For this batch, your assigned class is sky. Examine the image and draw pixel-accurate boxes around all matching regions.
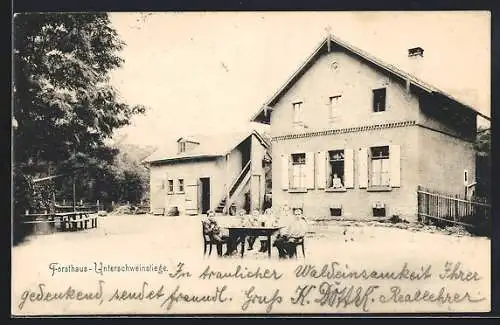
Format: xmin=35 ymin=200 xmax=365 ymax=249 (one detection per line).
xmin=108 ymin=11 xmax=491 ymax=148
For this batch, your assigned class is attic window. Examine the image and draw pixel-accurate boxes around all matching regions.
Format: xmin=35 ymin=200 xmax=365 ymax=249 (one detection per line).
xmin=372 ymin=88 xmax=386 ymax=112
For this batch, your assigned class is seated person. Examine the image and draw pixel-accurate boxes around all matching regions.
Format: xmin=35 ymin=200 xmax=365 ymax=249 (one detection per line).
xmin=273 ymin=208 xmax=308 ymax=258
xmin=331 ymin=173 xmax=343 ymax=189
xmin=258 ymin=208 xmax=277 ymax=253
xmin=246 ymin=209 xmax=261 ymax=250
xmin=204 ymin=210 xmax=229 ymax=256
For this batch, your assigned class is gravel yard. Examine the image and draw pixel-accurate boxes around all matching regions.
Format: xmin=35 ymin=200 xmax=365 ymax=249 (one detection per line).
xmin=12 ymin=214 xmax=491 ymax=315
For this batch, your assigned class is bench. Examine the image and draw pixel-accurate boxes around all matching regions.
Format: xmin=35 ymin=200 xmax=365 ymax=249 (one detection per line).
xmin=23 ymin=211 xmax=99 ymax=233
xmin=64 ymin=212 xmax=98 ymax=231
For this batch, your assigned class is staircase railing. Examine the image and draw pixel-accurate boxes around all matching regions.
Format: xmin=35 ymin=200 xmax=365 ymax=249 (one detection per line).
xmin=229 ymin=161 xmax=251 ymax=197
xmin=226 ymin=171 xmax=251 ymax=210
xmin=219 ymin=161 xmax=251 ymax=212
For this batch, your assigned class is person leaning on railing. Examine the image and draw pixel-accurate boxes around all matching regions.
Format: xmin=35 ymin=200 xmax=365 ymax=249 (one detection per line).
xmin=273 ymin=208 xmax=308 ymax=258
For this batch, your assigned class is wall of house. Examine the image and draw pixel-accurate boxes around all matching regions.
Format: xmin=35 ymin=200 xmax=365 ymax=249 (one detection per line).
xmin=269 ymin=48 xmax=420 ymax=137
xmin=225 ymin=144 xmax=246 ymax=210
xmin=250 ymin=134 xmax=268 ymax=212
xmin=417 ymin=127 xmax=476 ymax=196
xmin=149 ymin=158 xmax=226 ymax=215
xmin=148 ymin=135 xmax=269 ymax=215
xmin=272 ymin=126 xmax=420 ymax=221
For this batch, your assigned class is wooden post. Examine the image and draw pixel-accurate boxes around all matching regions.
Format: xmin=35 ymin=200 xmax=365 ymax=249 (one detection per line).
xmin=97 ymin=199 xmax=100 ymax=210
xmin=80 ymin=199 xmax=83 ymax=206
xmin=225 ymin=153 xmax=230 ymax=215
xmin=73 ymin=173 xmax=76 ymax=212
xmin=63 ymin=199 xmax=66 ymax=205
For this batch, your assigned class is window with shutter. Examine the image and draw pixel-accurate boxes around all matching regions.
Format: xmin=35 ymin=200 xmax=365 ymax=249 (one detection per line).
xmin=290 ymin=153 xmax=306 ymax=189
xmin=370 ymin=146 xmax=390 ymax=187
xmin=327 ymin=150 xmax=345 ymax=189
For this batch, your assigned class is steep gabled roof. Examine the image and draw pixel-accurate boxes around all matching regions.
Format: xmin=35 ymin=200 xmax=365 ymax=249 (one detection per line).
xmin=251 ymin=34 xmax=490 ymax=124
xmin=143 ymin=129 xmax=270 ymax=164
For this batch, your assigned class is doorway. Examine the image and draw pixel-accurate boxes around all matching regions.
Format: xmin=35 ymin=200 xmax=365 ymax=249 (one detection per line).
xmin=200 ymin=177 xmax=210 ymax=214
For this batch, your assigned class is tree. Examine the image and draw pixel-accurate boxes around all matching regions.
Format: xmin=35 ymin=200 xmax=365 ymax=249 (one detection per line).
xmin=474 ymin=127 xmax=491 ymax=199
xmin=12 ymin=13 xmax=147 ymax=240
xmin=13 ymin=13 xmax=145 ymax=172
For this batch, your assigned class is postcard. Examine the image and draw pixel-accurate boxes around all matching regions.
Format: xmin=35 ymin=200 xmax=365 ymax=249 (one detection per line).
xmin=11 ymin=11 xmax=491 ymax=316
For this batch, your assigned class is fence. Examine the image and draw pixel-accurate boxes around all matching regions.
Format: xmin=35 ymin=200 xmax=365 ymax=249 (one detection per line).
xmin=417 ymin=186 xmax=491 ymax=228
xmin=55 ymin=199 xmax=105 ymax=213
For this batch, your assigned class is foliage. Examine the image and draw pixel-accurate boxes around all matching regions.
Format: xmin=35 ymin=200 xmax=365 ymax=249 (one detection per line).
xmin=13 ymin=13 xmax=146 ymax=171
xmin=13 ymin=13 xmax=148 ymax=222
xmin=474 ymin=128 xmax=491 ymax=199
xmin=474 ymin=127 xmax=491 ymax=157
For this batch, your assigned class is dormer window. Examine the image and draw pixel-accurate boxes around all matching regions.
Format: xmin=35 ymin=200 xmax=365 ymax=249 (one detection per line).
xmin=179 ymin=141 xmax=186 ymax=153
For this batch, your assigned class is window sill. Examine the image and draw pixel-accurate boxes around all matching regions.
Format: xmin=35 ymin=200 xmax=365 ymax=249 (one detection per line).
xmin=367 ymin=186 xmax=392 ymax=192
xmin=177 ymin=191 xmax=185 ymax=195
xmin=325 ymin=188 xmax=347 ymax=192
xmin=287 ymin=188 xmax=308 ymax=193
xmin=167 ymin=192 xmax=174 ymax=195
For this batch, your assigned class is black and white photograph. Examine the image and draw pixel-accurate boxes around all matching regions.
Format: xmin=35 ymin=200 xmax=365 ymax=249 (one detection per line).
xmin=11 ymin=11 xmax=491 ymax=315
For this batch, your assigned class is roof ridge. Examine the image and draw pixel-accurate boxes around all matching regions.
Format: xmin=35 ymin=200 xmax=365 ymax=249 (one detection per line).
xmin=251 ymin=33 xmax=490 ymax=123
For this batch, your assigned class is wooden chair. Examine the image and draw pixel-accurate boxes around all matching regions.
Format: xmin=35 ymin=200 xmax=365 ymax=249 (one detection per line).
xmin=289 ymin=237 xmax=306 ymax=258
xmin=202 ymin=221 xmax=227 ymax=256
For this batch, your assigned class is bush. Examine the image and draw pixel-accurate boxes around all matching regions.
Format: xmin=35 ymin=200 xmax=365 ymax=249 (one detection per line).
xmin=13 ymin=168 xmax=33 ymax=245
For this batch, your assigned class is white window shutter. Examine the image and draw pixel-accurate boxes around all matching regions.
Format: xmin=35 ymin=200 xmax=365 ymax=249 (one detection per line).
xmin=281 ymin=154 xmax=289 ymax=190
xmin=358 ymin=147 xmax=368 ymax=188
xmin=316 ymin=151 xmax=326 ymax=189
xmin=390 ymin=145 xmax=401 ymax=187
xmin=185 ymin=178 xmax=199 ymax=214
xmin=306 ymin=152 xmax=315 ymax=189
xmin=344 ymin=148 xmax=354 ymax=188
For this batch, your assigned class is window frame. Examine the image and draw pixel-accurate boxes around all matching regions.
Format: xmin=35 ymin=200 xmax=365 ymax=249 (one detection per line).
xmin=369 ymin=146 xmax=390 ymax=188
xmin=178 ymin=178 xmax=185 ymax=193
xmin=327 ymin=149 xmax=345 ymax=190
xmin=372 ymin=88 xmax=387 ymax=113
xmin=329 ymin=95 xmax=342 ymax=121
xmin=292 ymin=101 xmax=304 ymax=125
xmin=167 ymin=179 xmax=174 ymax=194
xmin=290 ymin=153 xmax=307 ymax=190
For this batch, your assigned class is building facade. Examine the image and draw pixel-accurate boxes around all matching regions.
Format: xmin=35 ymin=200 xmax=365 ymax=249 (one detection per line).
xmin=143 ymin=130 xmax=270 ymax=216
xmin=251 ymin=35 xmax=484 ymax=221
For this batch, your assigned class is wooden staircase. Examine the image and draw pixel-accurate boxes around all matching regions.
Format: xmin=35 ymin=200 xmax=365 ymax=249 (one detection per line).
xmin=214 ymin=198 xmax=227 ymax=214
xmin=214 ymin=161 xmax=251 ymax=214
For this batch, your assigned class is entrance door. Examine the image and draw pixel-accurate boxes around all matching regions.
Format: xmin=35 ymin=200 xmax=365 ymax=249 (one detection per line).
xmin=200 ymin=177 xmax=210 ymax=214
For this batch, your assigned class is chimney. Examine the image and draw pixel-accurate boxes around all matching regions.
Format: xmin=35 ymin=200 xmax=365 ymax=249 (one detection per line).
xmin=408 ymin=47 xmax=424 ymax=58
xmin=407 ymin=46 xmax=424 ymax=78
